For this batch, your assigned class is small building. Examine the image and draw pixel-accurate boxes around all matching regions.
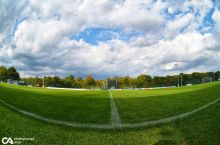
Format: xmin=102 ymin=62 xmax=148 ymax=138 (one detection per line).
xmin=7 ymin=79 xmax=25 ymax=85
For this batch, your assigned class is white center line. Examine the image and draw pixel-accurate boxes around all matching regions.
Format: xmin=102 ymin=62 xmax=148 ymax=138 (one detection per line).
xmin=109 ymin=90 xmax=122 ymax=128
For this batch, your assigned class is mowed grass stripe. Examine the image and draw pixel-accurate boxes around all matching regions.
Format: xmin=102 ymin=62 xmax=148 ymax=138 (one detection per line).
xmin=1 ymin=98 xmax=220 ymax=144
xmin=0 ymin=94 xmax=219 ymax=129
xmin=122 ymin=96 xmax=220 ymax=128
xmin=112 ymin=82 xmax=218 ymax=99
xmin=113 ymin=81 xmax=220 ymax=123
xmin=0 ymin=82 xmax=220 ymax=129
xmin=109 ymin=90 xmax=122 ymax=128
xmin=0 ymin=83 xmax=110 ymax=124
xmin=0 ymin=98 xmax=112 ymax=129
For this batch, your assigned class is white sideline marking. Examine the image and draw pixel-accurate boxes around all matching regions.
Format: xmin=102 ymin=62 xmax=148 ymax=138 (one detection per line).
xmin=0 ymin=99 xmax=112 ymax=129
xmin=122 ymin=97 xmax=220 ymax=128
xmin=109 ymin=90 xmax=122 ymax=128
xmin=0 ymin=97 xmax=219 ymax=129
xmin=47 ymin=87 xmax=89 ymax=91
xmin=47 ymin=87 xmax=101 ymax=91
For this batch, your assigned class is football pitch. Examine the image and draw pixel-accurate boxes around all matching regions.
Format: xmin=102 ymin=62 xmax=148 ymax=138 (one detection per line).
xmin=0 ymin=82 xmax=220 ymax=145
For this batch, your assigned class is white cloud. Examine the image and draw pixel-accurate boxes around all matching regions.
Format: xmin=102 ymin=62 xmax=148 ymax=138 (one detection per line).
xmin=168 ymin=7 xmax=174 ymax=14
xmin=211 ymin=7 xmax=220 ymax=68
xmin=166 ymin=13 xmax=194 ymax=39
xmin=212 ymin=7 xmax=220 ymax=45
xmin=0 ymin=0 xmax=219 ymax=78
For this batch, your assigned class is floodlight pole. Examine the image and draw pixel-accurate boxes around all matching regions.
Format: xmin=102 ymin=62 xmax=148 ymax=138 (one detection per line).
xmin=110 ymin=60 xmax=116 ymax=80
xmin=43 ymin=72 xmax=45 ymax=87
xmin=175 ymin=64 xmax=180 ymax=87
xmin=212 ymin=70 xmax=215 ymax=82
xmin=23 ymin=72 xmax=25 ymax=84
xmin=180 ymin=73 xmax=183 ymax=87
xmin=175 ymin=63 xmax=184 ymax=87
xmin=109 ymin=59 xmax=117 ymax=89
xmin=111 ymin=69 xmax=113 ymax=80
xmin=42 ymin=64 xmax=47 ymax=88
xmin=213 ymin=73 xmax=215 ymax=82
xmin=177 ymin=76 xmax=180 ymax=87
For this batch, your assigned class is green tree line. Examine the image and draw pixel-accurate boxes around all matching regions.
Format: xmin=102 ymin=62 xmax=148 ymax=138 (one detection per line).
xmin=115 ymin=72 xmax=220 ymax=89
xmin=24 ymin=75 xmax=102 ymax=89
xmin=0 ymin=65 xmax=220 ymax=89
xmin=0 ymin=66 xmax=20 ymax=81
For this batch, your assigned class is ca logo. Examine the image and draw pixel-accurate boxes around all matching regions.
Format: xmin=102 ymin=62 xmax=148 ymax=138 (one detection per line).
xmin=1 ymin=137 xmax=14 ymax=144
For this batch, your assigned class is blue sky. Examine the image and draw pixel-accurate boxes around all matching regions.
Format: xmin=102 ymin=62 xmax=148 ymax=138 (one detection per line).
xmin=0 ymin=0 xmax=220 ymax=78
xmin=71 ymin=27 xmax=145 ymax=45
xmin=71 ymin=0 xmax=216 ymax=46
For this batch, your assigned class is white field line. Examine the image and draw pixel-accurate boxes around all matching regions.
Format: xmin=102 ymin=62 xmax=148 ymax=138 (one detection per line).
xmin=122 ymin=97 xmax=220 ymax=128
xmin=0 ymin=99 xmax=112 ymax=129
xmin=47 ymin=87 xmax=101 ymax=91
xmin=109 ymin=90 xmax=122 ymax=128
xmin=0 ymin=97 xmax=219 ymax=129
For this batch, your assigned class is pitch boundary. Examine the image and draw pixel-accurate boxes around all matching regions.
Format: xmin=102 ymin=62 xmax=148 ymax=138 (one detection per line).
xmin=0 ymin=97 xmax=219 ymax=129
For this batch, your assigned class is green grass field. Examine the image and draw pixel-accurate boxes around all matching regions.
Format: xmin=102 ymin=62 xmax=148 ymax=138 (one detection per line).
xmin=0 ymin=84 xmax=110 ymax=124
xmin=0 ymin=82 xmax=220 ymax=145
xmin=112 ymin=83 xmax=220 ymax=123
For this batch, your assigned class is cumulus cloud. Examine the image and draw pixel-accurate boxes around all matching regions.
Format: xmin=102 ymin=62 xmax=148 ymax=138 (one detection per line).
xmin=212 ymin=7 xmax=220 ymax=46
xmin=0 ymin=0 xmax=219 ymax=78
xmin=165 ymin=13 xmax=194 ymax=39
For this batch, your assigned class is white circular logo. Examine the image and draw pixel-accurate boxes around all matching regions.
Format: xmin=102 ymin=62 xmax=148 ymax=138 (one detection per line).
xmin=2 ymin=137 xmax=14 ymax=144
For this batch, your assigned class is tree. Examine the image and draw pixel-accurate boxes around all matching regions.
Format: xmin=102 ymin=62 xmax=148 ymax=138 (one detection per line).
xmin=136 ymin=74 xmax=152 ymax=88
xmin=153 ymin=76 xmax=166 ymax=87
xmin=85 ymin=75 xmax=96 ymax=88
xmin=215 ymin=71 xmax=220 ymax=81
xmin=165 ymin=75 xmax=177 ymax=86
xmin=0 ymin=66 xmax=7 ymax=81
xmin=75 ymin=77 xmax=84 ymax=88
xmin=123 ymin=76 xmax=130 ymax=88
xmin=53 ymin=76 xmax=63 ymax=87
xmin=64 ymin=75 xmax=75 ymax=88
xmin=208 ymin=72 xmax=215 ymax=81
xmin=24 ymin=77 xmax=43 ymax=87
xmin=7 ymin=67 xmax=20 ymax=80
xmin=95 ymin=80 xmax=104 ymax=89
xmin=129 ymin=77 xmax=137 ymax=88
xmin=34 ymin=77 xmax=43 ymax=87
xmin=192 ymin=72 xmax=203 ymax=84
